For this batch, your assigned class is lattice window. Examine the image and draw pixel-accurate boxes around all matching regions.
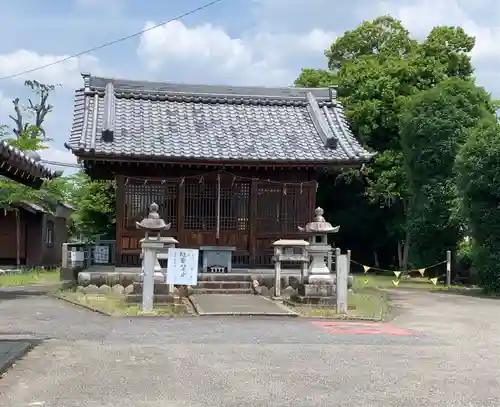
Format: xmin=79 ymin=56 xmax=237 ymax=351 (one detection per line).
xmin=184 ymin=182 xmax=217 ymax=230
xmin=220 ymin=182 xmax=250 ymax=231
xmin=281 ymin=185 xmax=311 ymax=233
xmin=256 ymin=184 xmax=311 ymax=233
xmin=123 ymin=182 xmax=177 ymax=228
xmin=256 ymin=185 xmax=282 ymax=233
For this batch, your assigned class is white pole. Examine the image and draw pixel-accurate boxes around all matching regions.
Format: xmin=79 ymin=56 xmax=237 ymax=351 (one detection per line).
xmin=274 ymin=249 xmax=282 ymax=298
xmin=336 ymin=248 xmax=348 ymax=315
xmin=142 ymin=246 xmax=156 ymax=313
xmin=446 ymin=250 xmax=451 ymax=286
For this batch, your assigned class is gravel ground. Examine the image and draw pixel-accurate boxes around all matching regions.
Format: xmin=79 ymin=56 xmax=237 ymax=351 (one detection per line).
xmin=0 ymin=289 xmax=499 ymax=407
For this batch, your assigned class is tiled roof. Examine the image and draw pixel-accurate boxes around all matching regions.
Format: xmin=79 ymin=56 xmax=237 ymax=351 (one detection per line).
xmin=0 ymin=141 xmax=60 ymax=183
xmin=66 ymin=74 xmax=375 ymax=165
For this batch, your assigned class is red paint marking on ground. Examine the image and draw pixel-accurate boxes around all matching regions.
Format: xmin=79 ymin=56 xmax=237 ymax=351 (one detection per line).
xmin=311 ymin=321 xmax=418 ymax=336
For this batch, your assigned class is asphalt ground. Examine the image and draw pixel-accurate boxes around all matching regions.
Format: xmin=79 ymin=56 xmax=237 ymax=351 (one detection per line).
xmin=0 ymin=289 xmax=499 ymax=407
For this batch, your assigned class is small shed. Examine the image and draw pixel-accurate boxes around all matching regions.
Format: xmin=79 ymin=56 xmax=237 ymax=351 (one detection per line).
xmin=65 ymin=74 xmax=374 ymax=268
xmin=0 ymin=202 xmax=73 ymax=267
xmin=0 ymin=140 xmax=66 ymax=266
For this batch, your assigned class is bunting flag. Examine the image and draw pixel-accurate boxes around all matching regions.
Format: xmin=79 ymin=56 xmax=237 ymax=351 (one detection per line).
xmin=430 ymin=277 xmax=438 ymax=285
xmin=393 ymin=271 xmax=401 ymax=278
xmin=418 ymin=268 xmax=426 ymax=276
xmin=363 ymin=265 xmax=371 ymax=274
xmin=392 ymin=280 xmax=400 ymax=287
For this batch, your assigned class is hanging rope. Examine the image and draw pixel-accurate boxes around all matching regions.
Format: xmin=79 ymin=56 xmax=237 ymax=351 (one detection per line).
xmin=123 ymin=169 xmax=318 ymax=187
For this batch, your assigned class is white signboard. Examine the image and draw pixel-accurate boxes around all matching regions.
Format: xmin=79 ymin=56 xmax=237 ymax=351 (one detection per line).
xmin=166 ymin=248 xmax=199 ymax=286
xmin=94 ymin=245 xmax=109 ymax=264
xmin=70 ymin=250 xmax=84 ymax=262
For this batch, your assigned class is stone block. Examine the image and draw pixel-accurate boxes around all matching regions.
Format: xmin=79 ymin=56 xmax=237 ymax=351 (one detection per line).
xmin=132 ymin=282 xmax=170 ymax=295
xmin=111 ymin=284 xmax=125 ymax=295
xmin=282 ymin=286 xmax=296 ymax=298
xmin=298 ymin=283 xmax=335 ymax=297
xmin=260 ymin=286 xmax=270 ymax=297
xmin=77 ymin=272 xmax=91 ymax=286
xmin=84 ymin=284 xmax=100 ymax=294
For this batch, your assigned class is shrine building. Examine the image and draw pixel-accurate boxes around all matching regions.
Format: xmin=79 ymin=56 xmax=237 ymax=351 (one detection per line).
xmin=65 ymin=73 xmax=374 ymax=268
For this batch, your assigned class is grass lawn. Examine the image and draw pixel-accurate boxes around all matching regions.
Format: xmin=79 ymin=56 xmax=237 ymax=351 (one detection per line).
xmin=353 ymin=274 xmax=467 ymax=291
xmin=0 ymin=269 xmax=60 ymax=288
xmin=290 ymin=290 xmax=389 ymax=320
xmin=55 ymin=291 xmax=183 ymax=317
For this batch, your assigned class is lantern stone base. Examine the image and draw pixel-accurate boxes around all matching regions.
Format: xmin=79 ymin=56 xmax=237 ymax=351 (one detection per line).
xmin=291 ymin=277 xmax=337 ymax=306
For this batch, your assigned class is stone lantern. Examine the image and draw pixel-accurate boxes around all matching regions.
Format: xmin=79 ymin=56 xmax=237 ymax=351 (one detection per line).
xmin=136 ymin=203 xmax=171 ymax=312
xmin=293 ymin=207 xmax=339 ymax=304
xmin=298 ymin=207 xmax=339 ymax=283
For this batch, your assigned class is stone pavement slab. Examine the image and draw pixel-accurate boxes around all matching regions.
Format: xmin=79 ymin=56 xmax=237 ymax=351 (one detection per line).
xmin=191 ymin=294 xmax=297 ymax=316
xmin=0 ymin=340 xmax=33 ymax=374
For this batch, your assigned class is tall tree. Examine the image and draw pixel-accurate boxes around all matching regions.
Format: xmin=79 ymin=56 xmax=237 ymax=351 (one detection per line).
xmin=3 ymin=80 xmax=56 ymax=151
xmin=456 ymin=120 xmax=500 ymax=293
xmin=66 ymin=171 xmax=116 ymax=240
xmin=297 ymin=15 xmax=477 ymax=269
xmin=400 ymin=78 xmax=495 ymax=267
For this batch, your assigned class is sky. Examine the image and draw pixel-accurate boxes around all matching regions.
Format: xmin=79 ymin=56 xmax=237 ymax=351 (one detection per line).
xmin=0 ymin=0 xmax=499 ymax=175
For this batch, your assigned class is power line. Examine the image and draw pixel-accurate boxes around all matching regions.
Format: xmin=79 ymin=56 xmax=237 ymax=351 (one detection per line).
xmin=0 ymin=0 xmax=225 ymax=81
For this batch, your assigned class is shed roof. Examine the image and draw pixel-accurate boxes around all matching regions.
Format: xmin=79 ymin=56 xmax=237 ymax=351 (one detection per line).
xmin=66 ymin=73 xmax=374 ymax=166
xmin=0 ymin=141 xmax=61 ymax=188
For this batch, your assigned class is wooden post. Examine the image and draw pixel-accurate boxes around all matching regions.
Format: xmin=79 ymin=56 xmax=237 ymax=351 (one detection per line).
xmin=177 ymin=181 xmax=186 ymax=246
xmin=446 ymin=250 xmax=451 ymax=286
xmin=248 ymin=180 xmax=258 ymax=265
xmin=115 ymin=175 xmax=125 ymax=267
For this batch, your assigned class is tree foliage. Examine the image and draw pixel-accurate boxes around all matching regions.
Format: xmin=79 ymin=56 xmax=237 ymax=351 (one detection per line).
xmin=400 ymin=78 xmax=495 ymax=267
xmin=456 ymin=121 xmax=500 ymax=293
xmin=297 ymin=15 xmax=479 ymax=269
xmin=294 ymin=69 xmax=337 ymax=88
xmin=66 ymin=171 xmax=116 ymax=239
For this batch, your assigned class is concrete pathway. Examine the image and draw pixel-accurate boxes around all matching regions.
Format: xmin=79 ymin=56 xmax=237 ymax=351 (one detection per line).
xmin=0 ymin=289 xmax=500 ymax=406
xmin=191 ymin=293 xmax=297 ymax=316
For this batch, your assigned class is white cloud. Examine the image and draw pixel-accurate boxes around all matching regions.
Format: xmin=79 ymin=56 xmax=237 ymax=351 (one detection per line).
xmin=0 ymin=91 xmax=12 ymax=116
xmin=136 ymin=20 xmax=335 ymax=86
xmin=39 ymin=146 xmax=78 ymax=168
xmin=0 ymin=49 xmax=104 ymax=88
xmin=378 ymin=0 xmax=500 ymax=61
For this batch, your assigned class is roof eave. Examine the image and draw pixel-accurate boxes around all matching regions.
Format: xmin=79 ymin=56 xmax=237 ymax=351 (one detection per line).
xmin=68 ymin=149 xmax=374 ymax=169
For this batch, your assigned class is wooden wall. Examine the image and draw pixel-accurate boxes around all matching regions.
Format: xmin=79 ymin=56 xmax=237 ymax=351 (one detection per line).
xmin=115 ymin=169 xmax=317 ymax=268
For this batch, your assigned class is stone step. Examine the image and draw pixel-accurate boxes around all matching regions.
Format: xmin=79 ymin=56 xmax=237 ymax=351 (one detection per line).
xmin=197 ymin=273 xmax=252 ymax=282
xmin=196 ymin=281 xmax=252 ymax=290
xmin=192 ymin=288 xmax=253 ymax=294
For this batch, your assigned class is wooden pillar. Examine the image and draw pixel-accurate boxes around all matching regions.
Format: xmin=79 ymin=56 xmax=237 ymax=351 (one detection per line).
xmin=248 ymin=180 xmax=258 ymax=266
xmin=311 ymin=180 xmax=318 ymax=211
xmin=177 ymin=181 xmax=185 ymax=245
xmin=115 ymin=175 xmax=125 ymax=267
